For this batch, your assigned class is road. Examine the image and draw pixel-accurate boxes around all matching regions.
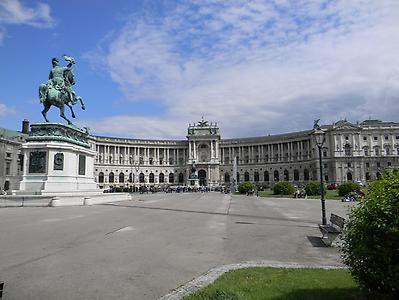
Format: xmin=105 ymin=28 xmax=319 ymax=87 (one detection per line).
xmin=0 ymin=193 xmax=353 ymax=299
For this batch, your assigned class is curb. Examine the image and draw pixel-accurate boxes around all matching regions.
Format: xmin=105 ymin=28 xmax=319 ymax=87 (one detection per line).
xmin=158 ymin=260 xmax=346 ymax=300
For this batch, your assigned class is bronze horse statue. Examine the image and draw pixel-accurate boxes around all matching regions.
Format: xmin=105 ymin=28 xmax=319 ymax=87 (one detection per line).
xmin=39 ymin=56 xmax=85 ymax=125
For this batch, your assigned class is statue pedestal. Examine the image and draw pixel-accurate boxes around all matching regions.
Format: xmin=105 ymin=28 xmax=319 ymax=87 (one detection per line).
xmin=188 ymin=175 xmax=199 ymax=188
xmin=18 ymin=123 xmax=97 ymax=195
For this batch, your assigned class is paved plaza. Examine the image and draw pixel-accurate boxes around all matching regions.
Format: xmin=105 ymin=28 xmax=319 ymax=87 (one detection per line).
xmin=0 ymin=193 xmax=353 ymax=300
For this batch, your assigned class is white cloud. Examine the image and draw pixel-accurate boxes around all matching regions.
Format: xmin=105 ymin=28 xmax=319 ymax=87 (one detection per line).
xmin=0 ymin=0 xmax=54 ymax=28
xmin=87 ymin=0 xmax=399 ymax=139
xmin=0 ymin=103 xmax=16 ymax=116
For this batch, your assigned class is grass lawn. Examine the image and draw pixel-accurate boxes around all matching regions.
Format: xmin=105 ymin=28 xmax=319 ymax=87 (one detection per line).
xmin=184 ymin=267 xmax=363 ymax=300
xmin=258 ymin=189 xmax=341 ymax=200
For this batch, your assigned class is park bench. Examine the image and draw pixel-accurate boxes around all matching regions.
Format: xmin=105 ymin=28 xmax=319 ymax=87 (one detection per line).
xmin=319 ymin=213 xmax=346 ymax=246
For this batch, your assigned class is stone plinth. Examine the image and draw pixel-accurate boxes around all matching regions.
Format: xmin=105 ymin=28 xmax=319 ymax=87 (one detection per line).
xmin=18 ymin=123 xmax=97 ymax=195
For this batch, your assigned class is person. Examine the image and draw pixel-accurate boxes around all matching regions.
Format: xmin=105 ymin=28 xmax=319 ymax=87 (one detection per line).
xmin=47 ymin=57 xmax=75 ymax=103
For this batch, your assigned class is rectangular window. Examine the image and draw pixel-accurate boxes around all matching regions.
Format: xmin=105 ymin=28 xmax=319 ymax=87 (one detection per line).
xmin=377 ymin=162 xmax=381 ymax=167
xmin=388 ymin=162 xmax=392 ymax=167
xmin=385 ymin=136 xmax=389 ymax=140
xmin=366 ymin=162 xmax=370 ymax=168
xmin=18 ymin=153 xmax=24 ymax=171
xmin=5 ymin=162 xmax=11 ymax=175
xmin=347 ymin=162 xmax=351 ymax=167
xmin=6 ymin=152 xmax=12 ymax=158
xmin=78 ymin=155 xmax=86 ymax=175
xmin=374 ymin=136 xmax=378 ymax=141
xmin=363 ymin=136 xmax=367 ymax=141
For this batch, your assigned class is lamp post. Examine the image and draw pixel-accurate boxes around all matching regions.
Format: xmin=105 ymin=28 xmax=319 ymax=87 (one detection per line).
xmin=314 ymin=126 xmax=327 ymax=225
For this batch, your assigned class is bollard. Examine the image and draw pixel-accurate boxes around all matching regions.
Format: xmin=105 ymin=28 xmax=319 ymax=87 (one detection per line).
xmin=83 ymin=197 xmax=92 ymax=206
xmin=50 ymin=197 xmax=61 ymax=207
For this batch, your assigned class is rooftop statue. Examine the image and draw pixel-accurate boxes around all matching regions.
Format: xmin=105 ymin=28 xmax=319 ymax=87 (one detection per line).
xmin=39 ymin=55 xmax=85 ymax=125
xmin=313 ymin=119 xmax=321 ymax=130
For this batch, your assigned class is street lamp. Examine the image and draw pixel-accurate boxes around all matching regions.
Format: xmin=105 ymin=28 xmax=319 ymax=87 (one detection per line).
xmin=313 ymin=126 xmax=327 ymax=225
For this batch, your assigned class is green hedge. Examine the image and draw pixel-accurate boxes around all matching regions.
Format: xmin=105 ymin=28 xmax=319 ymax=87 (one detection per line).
xmin=338 ymin=182 xmax=360 ymax=196
xmin=238 ymin=182 xmax=256 ymax=194
xmin=305 ymin=181 xmax=326 ymax=196
xmin=273 ymin=181 xmax=295 ymax=195
xmin=341 ymin=171 xmax=399 ymax=298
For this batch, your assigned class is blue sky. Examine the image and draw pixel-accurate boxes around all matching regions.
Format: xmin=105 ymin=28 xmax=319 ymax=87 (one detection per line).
xmin=1 ymin=0 xmax=399 ymax=139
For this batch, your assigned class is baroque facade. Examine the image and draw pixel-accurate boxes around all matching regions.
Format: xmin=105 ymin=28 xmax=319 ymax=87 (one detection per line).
xmin=91 ymin=119 xmax=399 ymax=189
xmin=0 ymin=123 xmax=27 ymax=192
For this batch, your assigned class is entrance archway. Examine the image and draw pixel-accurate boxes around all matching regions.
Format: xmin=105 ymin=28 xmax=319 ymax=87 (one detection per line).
xmin=198 ymin=169 xmax=207 ymax=186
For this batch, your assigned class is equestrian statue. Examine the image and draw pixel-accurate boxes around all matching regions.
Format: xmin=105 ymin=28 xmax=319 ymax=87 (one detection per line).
xmin=39 ymin=55 xmax=85 ymax=125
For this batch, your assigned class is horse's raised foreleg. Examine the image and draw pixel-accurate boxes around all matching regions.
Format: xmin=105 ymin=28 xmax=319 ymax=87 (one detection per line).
xmin=41 ymin=103 xmax=51 ymax=122
xmin=59 ymin=105 xmax=72 ymax=125
xmin=66 ymin=102 xmax=76 ymax=118
xmin=77 ymin=96 xmax=85 ymax=110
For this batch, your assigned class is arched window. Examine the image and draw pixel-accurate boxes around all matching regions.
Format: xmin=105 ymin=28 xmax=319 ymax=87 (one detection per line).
xmin=347 ymin=172 xmax=352 ymax=181
xmin=4 ymin=180 xmax=10 ymax=191
xmin=304 ymin=169 xmax=309 ymax=181
xmin=119 ymin=172 xmax=124 ymax=183
xmin=139 ymin=172 xmax=145 ymax=183
xmin=344 ymin=144 xmax=351 ymax=156
xmin=159 ymin=173 xmax=164 ymax=183
xmin=244 ymin=171 xmax=250 ymax=182
xmin=149 ymin=173 xmax=154 ymax=183
xmin=264 ymin=171 xmax=269 ymax=182
xmin=178 ymin=173 xmax=184 ymax=183
xmin=274 ymin=170 xmax=279 ymax=182
xmin=98 ymin=172 xmax=104 ymax=183
xmin=385 ymin=146 xmax=391 ymax=155
xmin=169 ymin=173 xmax=174 ymax=183
xmin=374 ymin=147 xmax=380 ymax=156
xmin=224 ymin=173 xmax=230 ymax=183
xmin=129 ymin=173 xmax=133 ymax=183
xmin=109 ymin=172 xmax=114 ymax=183
xmin=254 ymin=171 xmax=259 ymax=182
xmin=363 ymin=147 xmax=369 ymax=156
xmin=293 ymin=169 xmax=299 ymax=181
xmin=284 ymin=170 xmax=289 ymax=181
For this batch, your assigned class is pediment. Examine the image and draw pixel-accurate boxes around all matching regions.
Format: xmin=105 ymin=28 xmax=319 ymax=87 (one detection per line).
xmin=332 ymin=120 xmax=360 ymax=131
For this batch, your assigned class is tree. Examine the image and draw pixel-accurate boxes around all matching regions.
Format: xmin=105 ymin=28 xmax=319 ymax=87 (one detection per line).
xmin=341 ymin=171 xmax=399 ymax=298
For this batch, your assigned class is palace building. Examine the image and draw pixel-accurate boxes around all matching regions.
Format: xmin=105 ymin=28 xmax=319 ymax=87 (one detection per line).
xmin=90 ymin=118 xmax=399 ymax=190
xmin=1 ymin=118 xmax=399 ymax=193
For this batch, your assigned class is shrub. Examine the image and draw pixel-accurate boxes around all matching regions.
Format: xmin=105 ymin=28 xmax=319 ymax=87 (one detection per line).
xmin=273 ymin=181 xmax=295 ymax=195
xmin=341 ymin=171 xmax=399 ymax=298
xmin=238 ymin=182 xmax=256 ymax=194
xmin=305 ymin=181 xmax=326 ymax=196
xmin=338 ymin=181 xmax=360 ymax=196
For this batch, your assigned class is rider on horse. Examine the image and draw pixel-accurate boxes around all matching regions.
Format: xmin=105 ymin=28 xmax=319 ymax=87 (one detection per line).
xmin=39 ymin=55 xmax=85 ymax=124
xmin=41 ymin=57 xmax=75 ymax=104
